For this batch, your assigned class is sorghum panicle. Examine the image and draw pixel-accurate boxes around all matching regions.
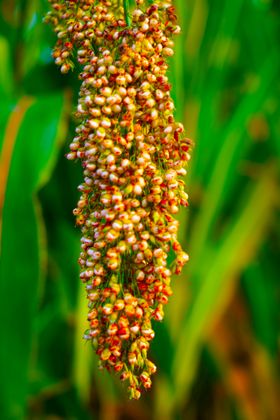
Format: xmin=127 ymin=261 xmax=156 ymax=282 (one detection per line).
xmin=46 ymin=0 xmax=192 ymax=399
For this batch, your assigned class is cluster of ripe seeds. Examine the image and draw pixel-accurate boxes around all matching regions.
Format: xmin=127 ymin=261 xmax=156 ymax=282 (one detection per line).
xmin=46 ymin=0 xmax=191 ymax=399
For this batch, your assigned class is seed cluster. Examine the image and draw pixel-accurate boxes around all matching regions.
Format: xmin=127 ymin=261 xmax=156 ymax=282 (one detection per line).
xmin=46 ymin=0 xmax=191 ymax=399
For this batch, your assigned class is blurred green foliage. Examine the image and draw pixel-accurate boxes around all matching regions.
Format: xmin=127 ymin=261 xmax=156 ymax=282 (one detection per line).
xmin=0 ymin=0 xmax=279 ymax=419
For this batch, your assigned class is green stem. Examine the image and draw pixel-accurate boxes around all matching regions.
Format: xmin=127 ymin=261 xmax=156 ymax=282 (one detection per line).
xmin=123 ymin=0 xmax=131 ymax=26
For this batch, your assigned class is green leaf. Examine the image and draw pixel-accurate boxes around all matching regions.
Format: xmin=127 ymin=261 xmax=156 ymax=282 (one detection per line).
xmin=0 ymin=92 xmax=67 ymax=419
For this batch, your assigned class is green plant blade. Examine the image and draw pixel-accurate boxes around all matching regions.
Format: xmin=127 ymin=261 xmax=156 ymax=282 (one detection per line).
xmin=0 ymin=92 xmax=67 ymax=419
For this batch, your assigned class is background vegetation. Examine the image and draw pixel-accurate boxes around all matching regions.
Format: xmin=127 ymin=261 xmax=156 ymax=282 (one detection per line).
xmin=0 ymin=0 xmax=279 ymax=419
